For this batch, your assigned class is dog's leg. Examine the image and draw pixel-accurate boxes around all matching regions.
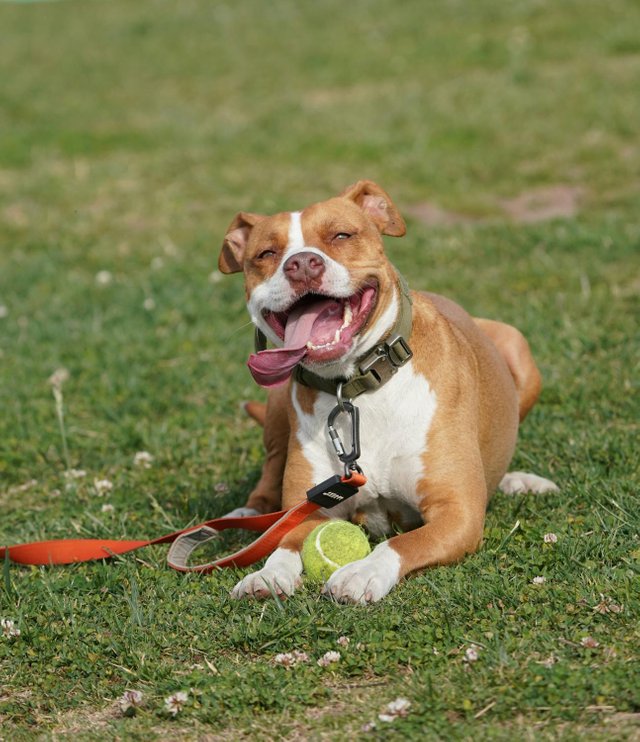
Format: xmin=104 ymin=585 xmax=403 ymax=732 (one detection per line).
xmin=474 ymin=318 xmax=558 ymax=494
xmin=230 ymin=545 xmax=304 ymax=599
xmin=473 ymin=318 xmax=541 ymax=422
xmin=229 ymin=516 xmax=327 ymax=599
xmin=224 ymin=386 xmax=290 ymax=518
xmin=231 ymin=447 xmax=326 ymax=599
xmin=325 ymin=447 xmax=488 ymax=604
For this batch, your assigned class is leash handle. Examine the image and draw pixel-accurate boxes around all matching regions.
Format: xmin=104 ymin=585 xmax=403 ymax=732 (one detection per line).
xmin=167 ymin=500 xmax=320 ymax=572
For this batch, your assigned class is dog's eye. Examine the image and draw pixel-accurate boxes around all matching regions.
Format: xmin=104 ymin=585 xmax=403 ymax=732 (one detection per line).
xmin=257 ymin=249 xmax=276 ymax=260
xmin=333 ymin=232 xmax=352 ymax=241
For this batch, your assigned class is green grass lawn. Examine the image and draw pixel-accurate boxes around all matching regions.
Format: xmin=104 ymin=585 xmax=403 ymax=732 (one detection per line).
xmin=1 ymin=0 xmax=638 ymax=738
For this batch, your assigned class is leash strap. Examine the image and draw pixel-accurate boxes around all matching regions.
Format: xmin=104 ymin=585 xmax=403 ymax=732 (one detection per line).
xmin=0 ymin=473 xmax=368 ymax=572
xmin=0 ymin=502 xmax=319 ymax=572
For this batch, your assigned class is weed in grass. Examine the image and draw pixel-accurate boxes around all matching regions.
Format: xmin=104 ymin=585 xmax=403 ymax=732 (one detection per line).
xmin=49 ymin=369 xmax=71 ymax=472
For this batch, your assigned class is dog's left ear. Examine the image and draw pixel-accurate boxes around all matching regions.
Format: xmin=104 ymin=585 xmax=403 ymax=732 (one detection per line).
xmin=219 ymin=212 xmax=264 ymax=274
xmin=340 ymin=180 xmax=406 ymax=237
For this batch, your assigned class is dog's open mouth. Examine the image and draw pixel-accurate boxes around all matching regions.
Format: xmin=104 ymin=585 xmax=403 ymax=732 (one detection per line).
xmin=247 ymin=283 xmax=378 ymax=387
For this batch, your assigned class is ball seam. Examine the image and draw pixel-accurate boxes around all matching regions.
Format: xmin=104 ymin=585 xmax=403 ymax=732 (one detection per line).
xmin=315 ymin=524 xmax=341 ymax=570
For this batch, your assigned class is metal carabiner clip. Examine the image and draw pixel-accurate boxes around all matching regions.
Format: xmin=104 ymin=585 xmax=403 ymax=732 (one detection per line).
xmin=327 ymin=400 xmax=361 ymax=472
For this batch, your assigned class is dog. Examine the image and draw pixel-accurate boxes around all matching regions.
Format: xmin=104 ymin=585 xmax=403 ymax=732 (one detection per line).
xmin=218 ymin=180 xmax=557 ymax=604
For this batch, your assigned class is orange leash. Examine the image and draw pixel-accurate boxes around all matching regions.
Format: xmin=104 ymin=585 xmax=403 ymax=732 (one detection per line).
xmin=0 ymin=471 xmax=367 ymax=573
xmin=0 ymin=504 xmax=315 ymax=572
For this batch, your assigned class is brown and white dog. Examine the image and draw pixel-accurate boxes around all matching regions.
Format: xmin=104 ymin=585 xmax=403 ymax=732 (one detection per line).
xmin=218 ymin=180 xmax=557 ymax=604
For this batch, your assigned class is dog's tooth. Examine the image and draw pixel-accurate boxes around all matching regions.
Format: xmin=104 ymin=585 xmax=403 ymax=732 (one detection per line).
xmin=340 ymin=302 xmax=353 ymax=330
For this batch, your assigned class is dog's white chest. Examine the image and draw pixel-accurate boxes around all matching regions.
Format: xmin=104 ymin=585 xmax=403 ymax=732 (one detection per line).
xmin=292 ymin=362 xmax=437 ymax=536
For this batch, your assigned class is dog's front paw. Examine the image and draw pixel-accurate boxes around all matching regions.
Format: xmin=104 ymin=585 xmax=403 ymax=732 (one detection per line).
xmin=323 ymin=542 xmax=401 ymax=605
xmin=231 ymin=548 xmax=302 ymax=600
xmin=223 ymin=506 xmax=261 ymax=519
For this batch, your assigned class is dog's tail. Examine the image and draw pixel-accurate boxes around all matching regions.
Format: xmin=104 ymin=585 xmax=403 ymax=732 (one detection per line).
xmin=243 ymin=401 xmax=267 ymax=427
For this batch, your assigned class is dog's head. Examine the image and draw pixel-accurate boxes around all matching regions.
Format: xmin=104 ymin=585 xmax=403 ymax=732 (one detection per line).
xmin=219 ymin=180 xmax=406 ymax=386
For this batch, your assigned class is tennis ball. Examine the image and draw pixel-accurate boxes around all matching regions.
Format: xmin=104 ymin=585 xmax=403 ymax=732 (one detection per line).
xmin=302 ymin=521 xmax=371 ymax=582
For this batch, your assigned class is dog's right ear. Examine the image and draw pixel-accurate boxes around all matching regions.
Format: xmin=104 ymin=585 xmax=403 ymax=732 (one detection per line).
xmin=219 ymin=212 xmax=264 ymax=274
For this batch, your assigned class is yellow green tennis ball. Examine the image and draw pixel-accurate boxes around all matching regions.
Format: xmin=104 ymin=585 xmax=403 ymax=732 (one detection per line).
xmin=302 ymin=521 xmax=371 ymax=582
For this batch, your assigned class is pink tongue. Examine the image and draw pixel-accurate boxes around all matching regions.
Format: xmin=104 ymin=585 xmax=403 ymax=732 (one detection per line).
xmin=247 ymin=298 xmax=341 ymax=388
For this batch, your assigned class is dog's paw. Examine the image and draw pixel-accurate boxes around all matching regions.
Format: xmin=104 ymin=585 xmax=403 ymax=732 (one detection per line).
xmin=231 ymin=548 xmax=302 ymax=600
xmin=323 ymin=542 xmax=401 ymax=605
xmin=499 ymin=471 xmax=559 ymax=495
xmin=222 ymin=506 xmax=261 ymax=519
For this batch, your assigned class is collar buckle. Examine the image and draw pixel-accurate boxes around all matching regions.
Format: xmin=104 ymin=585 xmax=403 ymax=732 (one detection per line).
xmin=358 ymin=335 xmax=413 ymax=386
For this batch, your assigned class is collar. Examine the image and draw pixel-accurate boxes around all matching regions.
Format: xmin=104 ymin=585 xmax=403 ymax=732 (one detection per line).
xmin=254 ymin=271 xmax=413 ymax=400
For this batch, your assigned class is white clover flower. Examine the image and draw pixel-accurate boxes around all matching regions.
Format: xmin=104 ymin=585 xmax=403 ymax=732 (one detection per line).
xmin=336 ymin=636 xmax=350 ymax=648
xmin=94 ymin=478 xmax=113 ymax=496
xmin=593 ymin=594 xmax=623 ymax=614
xmin=532 ymin=576 xmax=546 ymax=585
xmin=0 ymin=305 xmax=8 ymax=319
xmin=580 ymin=636 xmax=600 ymax=648
xmin=1 ymin=619 xmax=21 ymax=638
xmin=65 ymin=469 xmax=87 ymax=480
xmin=143 ymin=297 xmax=156 ymax=311
xmin=274 ymin=653 xmax=296 ymax=667
xmin=134 ymin=451 xmax=154 ymax=468
xmin=379 ymin=697 xmax=411 ymax=722
xmin=119 ymin=689 xmax=143 ymax=714
xmin=317 ymin=650 xmax=341 ymax=667
xmin=464 ymin=644 xmax=480 ymax=663
xmin=208 ymin=271 xmax=223 ymax=284
xmin=273 ymin=651 xmax=309 ymax=667
xmin=214 ymin=482 xmax=229 ymax=494
xmin=543 ymin=532 xmax=558 ymax=544
xmin=164 ymin=690 xmax=188 ymax=716
xmin=95 ymin=270 xmax=113 ymax=286
xmin=101 ymin=503 xmax=115 ymax=513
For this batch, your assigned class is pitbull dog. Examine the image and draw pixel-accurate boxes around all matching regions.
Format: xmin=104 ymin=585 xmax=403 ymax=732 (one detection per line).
xmin=218 ymin=180 xmax=557 ymax=604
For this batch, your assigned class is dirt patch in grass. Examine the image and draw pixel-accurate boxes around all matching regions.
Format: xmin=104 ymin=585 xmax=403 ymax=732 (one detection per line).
xmin=499 ymin=185 xmax=583 ymax=223
xmin=406 ymin=185 xmax=583 ymax=226
xmin=49 ymin=702 xmax=120 ymax=737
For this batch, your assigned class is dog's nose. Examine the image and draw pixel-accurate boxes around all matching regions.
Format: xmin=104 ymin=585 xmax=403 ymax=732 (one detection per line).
xmin=283 ymin=251 xmax=326 ymax=284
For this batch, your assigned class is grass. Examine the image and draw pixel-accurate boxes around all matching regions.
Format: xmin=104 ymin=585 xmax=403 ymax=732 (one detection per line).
xmin=0 ymin=0 xmax=639 ymax=738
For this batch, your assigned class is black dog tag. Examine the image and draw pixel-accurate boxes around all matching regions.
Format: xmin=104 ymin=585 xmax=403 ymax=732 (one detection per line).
xmin=306 ymin=475 xmax=359 ymax=509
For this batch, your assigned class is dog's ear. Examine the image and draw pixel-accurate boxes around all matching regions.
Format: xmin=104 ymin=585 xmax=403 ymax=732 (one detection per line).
xmin=340 ymin=180 xmax=406 ymax=237
xmin=219 ymin=212 xmax=264 ymax=274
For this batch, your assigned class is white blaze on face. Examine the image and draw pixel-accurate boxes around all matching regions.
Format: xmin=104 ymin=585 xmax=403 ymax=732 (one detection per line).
xmin=287 ymin=211 xmax=305 ymax=250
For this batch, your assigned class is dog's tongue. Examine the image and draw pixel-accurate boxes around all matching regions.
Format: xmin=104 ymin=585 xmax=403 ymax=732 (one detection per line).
xmin=247 ymin=298 xmax=341 ymax=387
